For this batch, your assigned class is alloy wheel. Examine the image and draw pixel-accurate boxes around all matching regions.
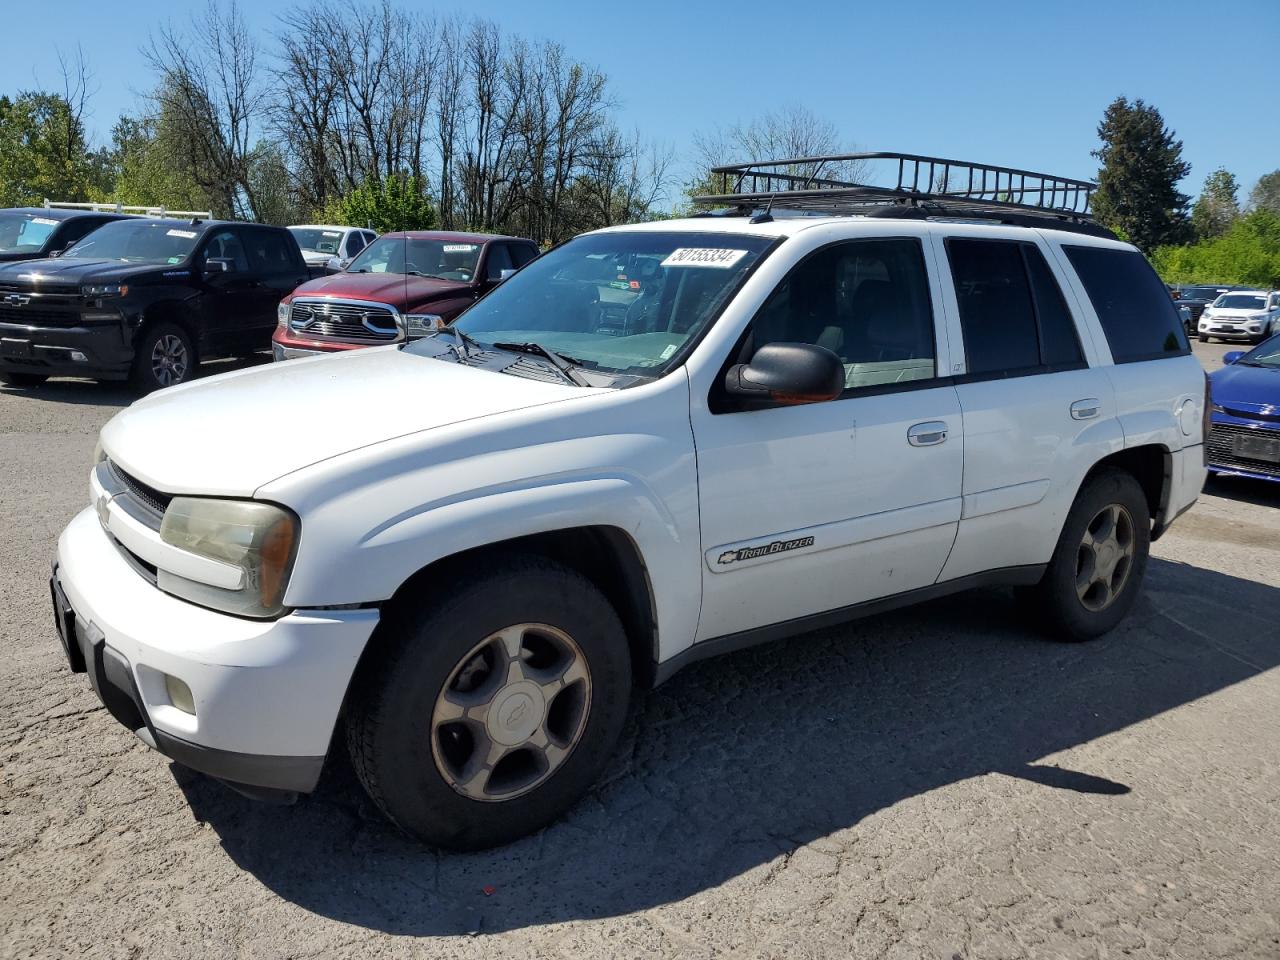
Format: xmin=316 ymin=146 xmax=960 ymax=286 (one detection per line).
xmin=430 ymin=623 xmax=591 ymax=802
xmin=1075 ymin=503 xmax=1136 ymax=612
xmin=150 ymin=334 xmax=189 ymax=386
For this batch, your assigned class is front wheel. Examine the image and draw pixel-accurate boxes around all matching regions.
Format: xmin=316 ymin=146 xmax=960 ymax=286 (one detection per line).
xmin=1017 ymin=468 xmax=1150 ymax=642
xmin=346 ymin=555 xmax=632 ymax=850
xmin=131 ymin=322 xmax=195 ymax=392
xmin=1197 ymin=333 xmax=1209 ymax=342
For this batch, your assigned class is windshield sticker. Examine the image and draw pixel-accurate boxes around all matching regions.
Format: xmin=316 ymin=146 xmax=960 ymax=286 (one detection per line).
xmin=167 ymin=256 xmax=183 ymax=264
xmin=661 ymin=248 xmax=749 ymax=269
xmin=31 ymin=217 xmax=59 ymax=225
xmin=660 ymin=344 xmax=678 ymax=360
xmin=166 ymin=229 xmax=197 ymax=239
xmin=443 ymin=244 xmax=477 ymax=253
xmin=322 ymin=231 xmax=342 ymax=238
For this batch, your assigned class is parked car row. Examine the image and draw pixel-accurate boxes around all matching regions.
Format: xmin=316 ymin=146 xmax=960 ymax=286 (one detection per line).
xmin=1196 ymin=289 xmax=1280 ymax=343
xmin=0 ymin=205 xmax=539 ymax=391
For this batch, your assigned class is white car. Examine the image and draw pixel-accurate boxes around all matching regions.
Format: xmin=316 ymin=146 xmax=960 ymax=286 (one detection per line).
xmin=52 ymin=179 xmax=1207 ymax=849
xmin=286 ymin=224 xmax=377 ymax=275
xmin=1198 ymin=289 xmax=1280 ymax=343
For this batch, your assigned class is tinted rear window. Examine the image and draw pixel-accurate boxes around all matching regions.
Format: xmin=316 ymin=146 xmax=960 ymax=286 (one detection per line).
xmin=1064 ymin=246 xmax=1188 ymax=363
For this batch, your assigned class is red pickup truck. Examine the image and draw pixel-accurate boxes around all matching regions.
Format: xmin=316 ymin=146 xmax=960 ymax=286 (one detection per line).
xmin=272 ymin=231 xmax=539 ymax=360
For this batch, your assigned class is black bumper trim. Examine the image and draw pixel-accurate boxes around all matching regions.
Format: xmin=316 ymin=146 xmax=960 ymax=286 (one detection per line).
xmin=153 ymin=730 xmax=324 ymax=795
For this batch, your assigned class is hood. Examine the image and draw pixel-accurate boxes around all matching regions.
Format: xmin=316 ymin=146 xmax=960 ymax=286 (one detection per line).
xmin=1205 ymin=308 xmax=1267 ymax=318
xmin=0 ymin=257 xmax=171 ymax=287
xmin=100 ymin=346 xmax=593 ymax=497
xmin=289 ymin=270 xmax=470 ymax=308
xmin=300 ymin=250 xmax=333 ymax=266
xmin=1210 ymin=361 xmax=1280 ymax=414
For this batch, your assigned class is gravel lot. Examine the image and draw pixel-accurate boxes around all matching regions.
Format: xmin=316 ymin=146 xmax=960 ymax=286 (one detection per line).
xmin=2 ymin=342 xmax=1278 ymax=959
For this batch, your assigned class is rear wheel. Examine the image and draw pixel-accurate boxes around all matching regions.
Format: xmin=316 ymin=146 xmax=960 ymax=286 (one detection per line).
xmin=131 ymin=322 xmax=195 ymax=392
xmin=346 ymin=555 xmax=632 ymax=850
xmin=1197 ymin=333 xmax=1210 ymax=342
xmin=0 ymin=372 xmax=48 ymax=387
xmin=1017 ymin=468 xmax=1150 ymax=642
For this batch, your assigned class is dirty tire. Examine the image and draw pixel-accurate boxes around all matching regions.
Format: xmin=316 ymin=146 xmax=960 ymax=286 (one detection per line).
xmin=1017 ymin=468 xmax=1150 ymax=642
xmin=1198 ymin=333 xmax=1209 ymax=342
xmin=0 ymin=372 xmax=48 ymax=387
xmin=131 ymin=322 xmax=195 ymax=392
xmin=345 ymin=554 xmax=632 ymax=850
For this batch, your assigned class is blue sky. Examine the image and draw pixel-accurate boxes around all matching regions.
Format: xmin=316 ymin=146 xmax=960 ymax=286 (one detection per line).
xmin=2 ymin=0 xmax=1276 ymax=207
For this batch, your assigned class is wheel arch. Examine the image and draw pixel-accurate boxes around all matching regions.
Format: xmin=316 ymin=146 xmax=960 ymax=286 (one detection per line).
xmin=346 ymin=525 xmax=661 ymax=703
xmin=1082 ymin=443 xmax=1172 ymax=538
xmin=134 ymin=298 xmax=201 ymax=359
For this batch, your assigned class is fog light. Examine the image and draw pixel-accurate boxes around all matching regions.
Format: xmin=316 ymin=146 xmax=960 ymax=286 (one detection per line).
xmin=70 ymin=351 xmax=88 ymax=362
xmin=164 ymin=674 xmax=195 ymax=714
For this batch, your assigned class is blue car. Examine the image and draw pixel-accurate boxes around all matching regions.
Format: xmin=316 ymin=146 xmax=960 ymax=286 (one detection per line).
xmin=1207 ymin=334 xmax=1280 ymax=482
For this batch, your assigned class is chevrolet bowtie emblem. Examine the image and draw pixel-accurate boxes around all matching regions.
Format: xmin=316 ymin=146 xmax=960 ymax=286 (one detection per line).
xmin=3 ymin=294 xmax=30 ymax=306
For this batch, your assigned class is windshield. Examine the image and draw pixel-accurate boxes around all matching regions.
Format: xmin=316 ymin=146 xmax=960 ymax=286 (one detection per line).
xmin=1184 ymin=286 xmax=1224 ymax=299
xmin=0 ymin=212 xmax=60 ymax=254
xmin=419 ymin=230 xmax=774 ymax=379
xmin=1239 ymin=335 xmax=1280 ymax=367
xmin=348 ymin=235 xmax=483 ymax=280
xmin=289 ymin=227 xmax=345 ymax=255
xmin=63 ymin=220 xmax=201 ymax=264
xmin=1215 ymin=294 xmax=1267 ymax=311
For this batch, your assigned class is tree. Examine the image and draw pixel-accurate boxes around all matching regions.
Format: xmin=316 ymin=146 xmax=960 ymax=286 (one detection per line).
xmin=1151 ymin=209 xmax=1280 ymax=288
xmin=1091 ymin=97 xmax=1190 ymax=252
xmin=0 ymin=92 xmax=98 ymax=206
xmin=1250 ymin=170 xmax=1280 ymax=216
xmin=319 ymin=174 xmax=436 ymax=232
xmin=1191 ymin=167 xmax=1239 ymax=240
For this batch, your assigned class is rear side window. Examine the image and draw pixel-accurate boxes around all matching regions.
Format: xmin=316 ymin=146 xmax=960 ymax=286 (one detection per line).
xmin=345 ymin=231 xmax=367 ymax=256
xmin=1063 ymin=245 xmax=1188 ymax=362
xmin=947 ymin=238 xmax=1084 ymax=376
xmin=246 ymin=230 xmax=299 ymax=274
xmin=484 ymin=242 xmax=514 ymax=280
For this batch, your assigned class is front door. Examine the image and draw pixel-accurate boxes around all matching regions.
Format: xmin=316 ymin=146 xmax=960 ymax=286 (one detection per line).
xmin=197 ymin=228 xmax=260 ymax=355
xmin=690 ymin=236 xmax=964 ymax=641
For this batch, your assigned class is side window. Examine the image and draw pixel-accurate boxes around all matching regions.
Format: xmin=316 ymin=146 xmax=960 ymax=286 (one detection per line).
xmin=244 ymin=229 xmax=297 ymax=275
xmin=1063 ymin=245 xmax=1189 ymax=362
xmin=510 ymin=243 xmax=538 ymax=268
xmin=202 ymin=229 xmax=250 ymax=272
xmin=485 ymin=242 xmax=514 ymax=280
xmin=750 ymin=238 xmax=936 ymax=391
xmin=53 ymin=217 xmax=105 ymax=252
xmin=947 ymin=239 xmax=1041 ymax=374
xmin=345 ymin=231 xmax=367 ymax=257
xmin=1023 ymin=245 xmax=1084 ymax=366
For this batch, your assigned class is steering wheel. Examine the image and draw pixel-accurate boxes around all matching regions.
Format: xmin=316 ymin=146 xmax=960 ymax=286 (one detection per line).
xmin=404 ymin=261 xmax=424 ymax=275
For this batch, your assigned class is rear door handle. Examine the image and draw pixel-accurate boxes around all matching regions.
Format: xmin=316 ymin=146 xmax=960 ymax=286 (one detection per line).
xmin=1070 ymin=399 xmax=1100 ymax=420
xmin=907 ymin=421 xmax=948 ymax=446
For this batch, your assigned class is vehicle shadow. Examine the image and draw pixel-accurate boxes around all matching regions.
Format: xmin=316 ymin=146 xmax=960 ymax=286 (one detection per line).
xmin=1204 ymin=473 xmax=1280 ymax=508
xmin=0 ymin=353 xmax=271 ymax=408
xmin=176 ymin=557 xmax=1280 ymax=936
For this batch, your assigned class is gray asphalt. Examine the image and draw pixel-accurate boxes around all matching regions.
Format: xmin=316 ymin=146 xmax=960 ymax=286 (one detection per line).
xmin=2 ymin=342 xmax=1278 ymax=959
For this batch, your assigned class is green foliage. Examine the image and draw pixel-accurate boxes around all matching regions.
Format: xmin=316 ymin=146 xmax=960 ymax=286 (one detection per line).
xmin=319 ymin=175 xmax=437 ymax=233
xmin=105 ymin=112 xmax=210 ymax=212
xmin=1250 ymin=170 xmax=1280 ymax=215
xmin=1151 ymin=209 xmax=1280 ymax=288
xmin=1091 ymin=97 xmax=1191 ymax=253
xmin=0 ymin=92 xmax=102 ymax=206
xmin=1191 ymin=167 xmax=1240 ymax=240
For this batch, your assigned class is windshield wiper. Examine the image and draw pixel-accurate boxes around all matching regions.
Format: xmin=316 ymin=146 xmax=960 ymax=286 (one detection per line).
xmin=433 ymin=325 xmax=482 ymax=360
xmin=492 ymin=341 xmax=591 ymax=386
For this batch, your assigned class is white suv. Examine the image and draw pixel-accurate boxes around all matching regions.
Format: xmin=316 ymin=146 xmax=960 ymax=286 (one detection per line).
xmin=1197 ymin=289 xmax=1280 ymax=343
xmin=51 ymin=160 xmax=1207 ymax=849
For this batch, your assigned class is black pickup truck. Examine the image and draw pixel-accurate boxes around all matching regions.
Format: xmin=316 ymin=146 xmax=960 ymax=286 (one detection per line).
xmin=0 ymin=207 xmax=130 ymax=264
xmin=0 ymin=218 xmax=307 ymax=391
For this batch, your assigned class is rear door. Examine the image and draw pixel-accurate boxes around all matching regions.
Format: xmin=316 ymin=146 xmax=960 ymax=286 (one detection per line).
xmin=690 ymin=234 xmax=964 ymax=641
xmin=241 ymin=227 xmax=308 ymax=347
xmin=931 ymin=231 xmax=1119 ymax=581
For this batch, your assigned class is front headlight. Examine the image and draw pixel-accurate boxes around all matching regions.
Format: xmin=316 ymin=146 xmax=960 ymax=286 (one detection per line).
xmin=158 ymin=498 xmax=299 ymax=618
xmin=404 ymin=313 xmax=443 ymax=338
xmin=1211 ymin=402 xmax=1225 ymax=413
xmin=277 ymin=301 xmax=291 ymax=329
xmin=82 ymin=283 xmax=127 ymax=298
xmin=92 ymin=439 xmax=105 ymax=466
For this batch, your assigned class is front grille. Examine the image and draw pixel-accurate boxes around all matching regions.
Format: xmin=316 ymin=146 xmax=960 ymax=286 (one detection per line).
xmin=1207 ymin=423 xmax=1280 ymax=477
xmin=0 ymin=304 xmax=83 ymax=326
xmin=108 ymin=460 xmax=172 ymax=515
xmin=290 ymin=299 xmax=399 ymax=342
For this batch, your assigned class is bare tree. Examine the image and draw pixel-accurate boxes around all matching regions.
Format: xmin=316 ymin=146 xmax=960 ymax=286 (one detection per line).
xmin=145 ymin=0 xmax=265 ymax=218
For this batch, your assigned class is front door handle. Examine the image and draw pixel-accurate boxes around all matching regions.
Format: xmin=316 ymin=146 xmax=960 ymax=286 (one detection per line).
xmin=907 ymin=421 xmax=948 ymax=446
xmin=1070 ymin=399 xmax=1100 ymax=420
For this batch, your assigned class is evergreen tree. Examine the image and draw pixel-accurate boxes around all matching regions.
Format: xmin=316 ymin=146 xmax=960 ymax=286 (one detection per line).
xmin=1191 ymin=168 xmax=1240 ymax=240
xmin=1250 ymin=170 xmax=1280 ymax=215
xmin=1091 ymin=97 xmax=1191 ymax=252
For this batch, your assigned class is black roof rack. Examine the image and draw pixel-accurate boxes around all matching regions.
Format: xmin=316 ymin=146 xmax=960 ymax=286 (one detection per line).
xmin=694 ymin=152 xmax=1114 ymax=238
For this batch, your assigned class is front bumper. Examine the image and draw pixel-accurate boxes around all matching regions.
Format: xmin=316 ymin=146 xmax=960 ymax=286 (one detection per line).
xmin=271 ymin=325 xmax=369 ymax=361
xmin=54 ymin=507 xmax=379 ymax=794
xmin=1198 ymin=320 xmax=1266 ymax=340
xmin=0 ymin=320 xmax=134 ymax=378
xmin=1206 ymin=417 xmax=1280 ymax=482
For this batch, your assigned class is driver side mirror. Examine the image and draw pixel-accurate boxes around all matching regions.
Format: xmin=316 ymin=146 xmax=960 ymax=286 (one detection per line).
xmin=1223 ymin=351 xmax=1245 ymax=365
xmin=724 ymin=342 xmax=845 ymax=406
xmin=204 ymin=257 xmax=235 ymax=277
